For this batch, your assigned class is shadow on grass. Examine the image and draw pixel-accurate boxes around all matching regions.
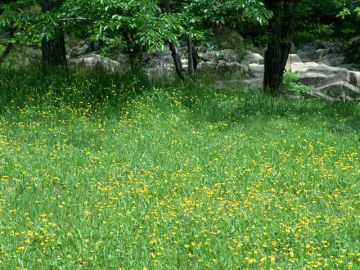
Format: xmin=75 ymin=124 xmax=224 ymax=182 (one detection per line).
xmin=0 ymin=67 xmax=359 ymax=135
xmin=0 ymin=66 xmax=152 ymax=116
xmin=172 ymin=83 xmax=360 ymax=134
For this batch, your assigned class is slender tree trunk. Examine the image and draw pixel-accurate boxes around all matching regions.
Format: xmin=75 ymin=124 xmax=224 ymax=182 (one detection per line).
xmin=0 ymin=43 xmax=13 ymax=64
xmin=0 ymin=28 xmax=14 ymax=65
xmin=0 ymin=1 xmax=16 ymax=65
xmin=187 ymin=36 xmax=195 ymax=78
xmin=123 ymin=30 xmax=143 ymax=71
xmin=264 ymin=0 xmax=293 ymax=95
xmin=41 ymin=0 xmax=67 ymax=68
xmin=169 ymin=42 xmax=185 ymax=81
xmin=192 ymin=45 xmax=199 ymax=70
xmin=163 ymin=0 xmax=185 ymax=80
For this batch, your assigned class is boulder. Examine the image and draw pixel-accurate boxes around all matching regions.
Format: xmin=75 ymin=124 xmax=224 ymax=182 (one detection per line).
xmin=199 ymin=49 xmax=243 ymax=63
xmin=69 ymin=44 xmax=91 ymax=58
xmin=249 ymin=63 xmax=264 ymax=79
xmin=318 ymin=53 xmax=345 ymax=66
xmin=243 ymin=52 xmax=264 ymax=64
xmin=350 ymin=36 xmax=360 ymax=46
xmin=350 ymin=71 xmax=360 ymax=86
xmin=308 ymin=81 xmax=360 ymax=101
xmin=69 ymin=53 xmax=121 ymax=71
xmin=289 ymin=62 xmax=351 ymax=87
xmin=310 ymin=49 xmax=329 ymax=61
xmin=296 ymin=43 xmax=346 ymax=65
xmin=215 ymin=79 xmax=262 ymax=90
xmin=287 ymin=54 xmax=302 ymax=65
xmin=217 ymin=61 xmax=248 ymax=75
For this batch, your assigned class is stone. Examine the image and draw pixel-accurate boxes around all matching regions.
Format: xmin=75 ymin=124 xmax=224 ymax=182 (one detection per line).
xmin=69 ymin=53 xmax=121 ymax=71
xmin=310 ymin=81 xmax=360 ymax=101
xmin=243 ymin=52 xmax=264 ymax=64
xmin=215 ymin=79 xmax=262 ymax=90
xmin=217 ymin=62 xmax=248 ymax=75
xmin=289 ymin=62 xmax=351 ymax=87
xmin=199 ymin=49 xmax=242 ymax=63
xmin=249 ymin=63 xmax=264 ymax=79
xmin=349 ymin=71 xmax=360 ymax=86
xmin=310 ymin=49 xmax=329 ymax=61
xmin=350 ymin=36 xmax=360 ymax=45
xmin=318 ymin=53 xmax=345 ymax=66
xmin=324 ymin=43 xmax=347 ymax=54
xmin=69 ymin=44 xmax=91 ymax=58
xmin=287 ymin=54 xmax=302 ymax=64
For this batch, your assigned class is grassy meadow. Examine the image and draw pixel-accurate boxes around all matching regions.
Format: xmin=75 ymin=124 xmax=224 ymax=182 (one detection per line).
xmin=0 ymin=68 xmax=359 ymax=269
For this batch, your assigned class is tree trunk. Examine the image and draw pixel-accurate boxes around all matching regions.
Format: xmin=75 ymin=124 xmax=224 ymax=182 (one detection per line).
xmin=123 ymin=30 xmax=143 ymax=71
xmin=41 ymin=0 xmax=67 ymax=68
xmin=169 ymin=42 xmax=185 ymax=81
xmin=0 ymin=28 xmax=14 ymax=65
xmin=187 ymin=36 xmax=195 ymax=78
xmin=263 ymin=0 xmax=293 ymax=95
xmin=192 ymin=45 xmax=199 ymax=71
xmin=0 ymin=43 xmax=13 ymax=65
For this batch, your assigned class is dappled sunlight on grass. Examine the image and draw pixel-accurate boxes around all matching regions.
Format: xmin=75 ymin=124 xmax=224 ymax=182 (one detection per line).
xmin=0 ymin=69 xmax=359 ymax=269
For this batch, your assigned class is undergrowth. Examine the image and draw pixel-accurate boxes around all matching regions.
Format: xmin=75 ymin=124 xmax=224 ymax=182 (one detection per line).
xmin=0 ymin=68 xmax=359 ymax=269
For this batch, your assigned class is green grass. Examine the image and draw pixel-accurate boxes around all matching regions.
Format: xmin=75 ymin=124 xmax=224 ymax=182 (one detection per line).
xmin=0 ymin=68 xmax=359 ymax=269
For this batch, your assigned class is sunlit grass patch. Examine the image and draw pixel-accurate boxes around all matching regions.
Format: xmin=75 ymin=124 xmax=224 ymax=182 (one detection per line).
xmin=0 ymin=69 xmax=359 ymax=269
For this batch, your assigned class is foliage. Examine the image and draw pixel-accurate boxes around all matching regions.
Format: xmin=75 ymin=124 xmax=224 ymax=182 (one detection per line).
xmin=292 ymin=0 xmax=360 ymax=45
xmin=283 ymin=70 xmax=313 ymax=96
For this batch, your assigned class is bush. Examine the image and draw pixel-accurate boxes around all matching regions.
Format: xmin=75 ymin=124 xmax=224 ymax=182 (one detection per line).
xmin=283 ymin=70 xmax=313 ymax=95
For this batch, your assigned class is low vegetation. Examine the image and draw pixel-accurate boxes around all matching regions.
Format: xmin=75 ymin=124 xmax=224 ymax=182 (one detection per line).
xmin=0 ymin=69 xmax=359 ymax=269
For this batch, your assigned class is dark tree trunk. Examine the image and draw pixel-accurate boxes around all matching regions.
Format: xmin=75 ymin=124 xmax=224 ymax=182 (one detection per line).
xmin=192 ymin=45 xmax=199 ymax=71
xmin=123 ymin=30 xmax=143 ymax=71
xmin=0 ymin=0 xmax=16 ymax=65
xmin=0 ymin=43 xmax=13 ymax=64
xmin=41 ymin=0 xmax=67 ymax=68
xmin=264 ymin=0 xmax=293 ymax=95
xmin=169 ymin=42 xmax=185 ymax=81
xmin=0 ymin=28 xmax=14 ymax=65
xmin=187 ymin=36 xmax=195 ymax=78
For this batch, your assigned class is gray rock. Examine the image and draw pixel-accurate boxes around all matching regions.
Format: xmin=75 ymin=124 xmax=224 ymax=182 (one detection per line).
xmin=69 ymin=44 xmax=91 ymax=58
xmin=287 ymin=54 xmax=302 ymax=65
xmin=289 ymin=62 xmax=351 ymax=87
xmin=69 ymin=53 xmax=121 ymax=71
xmin=199 ymin=49 xmax=242 ymax=63
xmin=349 ymin=71 xmax=360 ymax=86
xmin=318 ymin=53 xmax=345 ymax=66
xmin=215 ymin=79 xmax=262 ymax=90
xmin=243 ymin=52 xmax=264 ymax=64
xmin=217 ymin=62 xmax=248 ymax=74
xmin=310 ymin=81 xmax=360 ymax=101
xmin=249 ymin=63 xmax=264 ymax=79
xmin=350 ymin=36 xmax=360 ymax=45
xmin=310 ymin=49 xmax=330 ymax=61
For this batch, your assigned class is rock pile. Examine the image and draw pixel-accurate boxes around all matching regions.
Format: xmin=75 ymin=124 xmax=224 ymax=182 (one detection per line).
xmin=68 ymin=41 xmax=360 ymax=101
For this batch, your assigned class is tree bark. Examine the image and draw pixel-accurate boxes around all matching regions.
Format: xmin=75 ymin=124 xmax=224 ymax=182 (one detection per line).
xmin=0 ymin=28 xmax=14 ymax=65
xmin=123 ymin=30 xmax=143 ymax=71
xmin=263 ymin=0 xmax=293 ymax=95
xmin=187 ymin=36 xmax=195 ymax=78
xmin=192 ymin=45 xmax=199 ymax=71
xmin=41 ymin=0 xmax=67 ymax=68
xmin=0 ymin=43 xmax=13 ymax=64
xmin=169 ymin=42 xmax=185 ymax=81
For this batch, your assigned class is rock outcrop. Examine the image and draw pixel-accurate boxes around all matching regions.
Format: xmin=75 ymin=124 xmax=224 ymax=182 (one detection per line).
xmin=68 ymin=41 xmax=360 ymax=101
xmin=69 ymin=53 xmax=121 ymax=71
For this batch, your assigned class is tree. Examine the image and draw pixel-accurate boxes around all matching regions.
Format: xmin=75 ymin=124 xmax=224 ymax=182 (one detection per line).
xmin=263 ymin=0 xmax=296 ymax=95
xmin=165 ymin=0 xmax=271 ymax=79
xmin=0 ymin=0 xmax=15 ymax=65
xmin=40 ymin=0 xmax=67 ymax=68
xmin=0 ymin=0 xmax=68 ymax=68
